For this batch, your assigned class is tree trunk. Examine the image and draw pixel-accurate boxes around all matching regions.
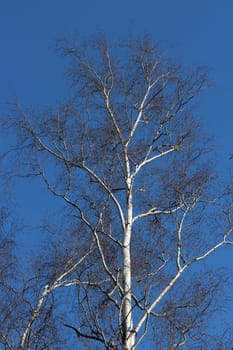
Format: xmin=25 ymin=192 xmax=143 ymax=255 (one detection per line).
xmin=122 ymin=177 xmax=135 ymax=350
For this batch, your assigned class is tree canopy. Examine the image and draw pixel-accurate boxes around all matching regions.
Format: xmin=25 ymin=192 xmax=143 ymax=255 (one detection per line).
xmin=1 ymin=35 xmax=233 ymax=350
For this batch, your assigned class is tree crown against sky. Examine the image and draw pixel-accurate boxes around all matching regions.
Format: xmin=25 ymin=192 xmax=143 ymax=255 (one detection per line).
xmin=1 ymin=35 xmax=233 ymax=350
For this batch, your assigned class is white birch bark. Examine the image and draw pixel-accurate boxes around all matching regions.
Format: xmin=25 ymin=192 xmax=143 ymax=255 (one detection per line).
xmin=122 ymin=176 xmax=135 ymax=349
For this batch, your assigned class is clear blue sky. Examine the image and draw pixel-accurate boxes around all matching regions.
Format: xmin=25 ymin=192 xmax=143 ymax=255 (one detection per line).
xmin=0 ymin=0 xmax=233 ymax=344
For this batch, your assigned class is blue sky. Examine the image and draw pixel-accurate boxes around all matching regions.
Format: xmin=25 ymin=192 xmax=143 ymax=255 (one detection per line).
xmin=0 ymin=0 xmax=233 ymax=345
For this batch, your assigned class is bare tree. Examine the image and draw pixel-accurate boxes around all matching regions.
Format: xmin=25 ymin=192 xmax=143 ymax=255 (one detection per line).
xmin=1 ymin=35 xmax=233 ymax=349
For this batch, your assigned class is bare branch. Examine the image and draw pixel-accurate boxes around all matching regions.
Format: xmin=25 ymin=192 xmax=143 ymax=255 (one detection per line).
xmin=125 ymin=73 xmax=170 ymax=148
xmin=175 ymin=205 xmax=190 ymax=270
xmin=133 ymin=203 xmax=183 ymax=223
xmin=18 ymin=244 xmax=95 ymax=349
xmin=133 ymin=147 xmax=176 ymax=177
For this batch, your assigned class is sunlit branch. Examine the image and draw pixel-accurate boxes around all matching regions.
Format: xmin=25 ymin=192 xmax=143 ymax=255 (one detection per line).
xmin=187 ymin=238 xmax=233 ymax=265
xmin=176 ymin=206 xmax=190 ymax=270
xmin=125 ymin=74 xmax=169 ymax=148
xmin=125 ymin=83 xmax=152 ymax=147
xmin=54 ymin=279 xmax=108 ymax=288
xmin=133 ymin=314 xmax=149 ymax=350
xmin=133 ymin=147 xmax=176 ymax=177
xmin=132 ymin=204 xmax=183 ymax=223
xmin=134 ymin=266 xmax=187 ymax=337
xmin=18 ymin=245 xmax=95 ymax=349
xmin=105 ymin=46 xmax=114 ymax=92
xmin=103 ymin=90 xmax=124 ymax=146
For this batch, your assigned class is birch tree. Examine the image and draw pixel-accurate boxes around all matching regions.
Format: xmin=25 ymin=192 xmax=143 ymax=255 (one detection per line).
xmin=2 ymin=36 xmax=233 ymax=350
